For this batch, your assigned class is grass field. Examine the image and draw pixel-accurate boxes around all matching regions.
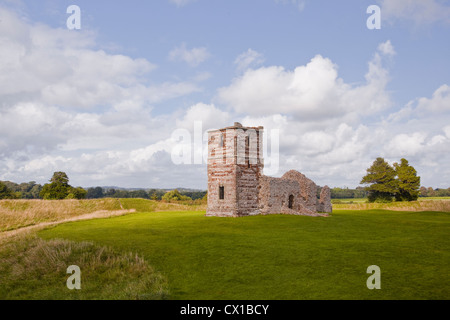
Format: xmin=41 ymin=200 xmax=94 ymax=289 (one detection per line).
xmin=32 ymin=209 xmax=450 ymax=300
xmin=1 ymin=199 xmax=449 ymax=300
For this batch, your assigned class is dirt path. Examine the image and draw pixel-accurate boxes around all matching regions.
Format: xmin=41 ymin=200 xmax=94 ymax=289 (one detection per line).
xmin=0 ymin=209 xmax=136 ymax=241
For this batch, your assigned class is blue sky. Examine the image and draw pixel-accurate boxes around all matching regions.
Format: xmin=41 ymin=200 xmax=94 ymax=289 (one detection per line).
xmin=0 ymin=0 xmax=449 ymax=189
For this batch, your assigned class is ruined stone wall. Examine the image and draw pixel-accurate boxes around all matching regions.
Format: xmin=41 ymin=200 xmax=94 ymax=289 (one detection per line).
xmin=317 ymin=186 xmax=332 ymax=213
xmin=259 ymin=175 xmax=319 ymax=216
xmin=281 ymin=170 xmax=318 ymax=213
xmin=259 ymin=176 xmax=299 ymax=214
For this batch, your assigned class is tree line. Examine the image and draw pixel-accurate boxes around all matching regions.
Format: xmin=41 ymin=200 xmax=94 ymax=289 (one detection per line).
xmin=0 ymin=172 xmax=207 ymax=201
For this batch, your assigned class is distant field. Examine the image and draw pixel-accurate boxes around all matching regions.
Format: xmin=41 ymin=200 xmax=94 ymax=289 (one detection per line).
xmin=332 ymin=198 xmax=450 ymax=212
xmin=333 ymin=197 xmax=450 ymax=203
xmin=331 ymin=198 xmax=368 ymax=204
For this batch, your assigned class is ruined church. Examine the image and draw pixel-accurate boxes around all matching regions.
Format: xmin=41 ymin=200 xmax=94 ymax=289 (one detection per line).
xmin=206 ymin=123 xmax=332 ymax=217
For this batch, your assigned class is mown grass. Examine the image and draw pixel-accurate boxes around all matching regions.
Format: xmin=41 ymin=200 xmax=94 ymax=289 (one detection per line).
xmin=37 ymin=209 xmax=450 ymax=300
xmin=0 ymin=234 xmax=169 ymax=300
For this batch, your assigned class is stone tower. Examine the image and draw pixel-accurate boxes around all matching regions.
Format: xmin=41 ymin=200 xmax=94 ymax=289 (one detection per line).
xmin=206 ymin=122 xmax=264 ymax=217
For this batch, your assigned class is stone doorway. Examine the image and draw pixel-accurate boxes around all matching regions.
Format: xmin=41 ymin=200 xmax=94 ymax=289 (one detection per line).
xmin=288 ymin=195 xmax=294 ymax=209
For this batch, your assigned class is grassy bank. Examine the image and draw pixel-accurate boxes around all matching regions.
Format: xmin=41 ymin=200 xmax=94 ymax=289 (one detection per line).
xmin=36 ymin=209 xmax=450 ymax=300
xmin=0 ymin=234 xmax=168 ymax=300
xmin=119 ymin=198 xmax=206 ymax=212
xmin=0 ymin=198 xmax=206 ymax=233
xmin=0 ymin=199 xmax=123 ymax=232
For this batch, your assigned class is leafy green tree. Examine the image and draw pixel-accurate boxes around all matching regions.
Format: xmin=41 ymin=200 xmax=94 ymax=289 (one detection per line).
xmin=86 ymin=187 xmax=104 ymax=199
xmin=129 ymin=190 xmax=149 ymax=199
xmin=394 ymin=159 xmax=420 ymax=201
xmin=0 ymin=182 xmax=15 ymax=199
xmin=30 ymin=184 xmax=43 ymax=199
xmin=162 ymin=189 xmax=192 ymax=201
xmin=148 ymin=189 xmax=165 ymax=200
xmin=40 ymin=172 xmax=71 ymax=200
xmin=67 ymin=187 xmax=87 ymax=200
xmin=150 ymin=192 xmax=158 ymax=200
xmin=360 ymin=157 xmax=397 ymax=202
xmin=50 ymin=172 xmax=70 ymax=185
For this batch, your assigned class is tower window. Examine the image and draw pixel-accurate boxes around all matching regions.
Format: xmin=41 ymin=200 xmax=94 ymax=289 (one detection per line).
xmin=219 ymin=186 xmax=225 ymax=200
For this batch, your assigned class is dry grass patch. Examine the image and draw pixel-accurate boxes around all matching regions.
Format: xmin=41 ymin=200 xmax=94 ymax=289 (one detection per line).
xmin=119 ymin=198 xmax=207 ymax=212
xmin=333 ymin=199 xmax=450 ymax=212
xmin=0 ymin=199 xmax=123 ymax=232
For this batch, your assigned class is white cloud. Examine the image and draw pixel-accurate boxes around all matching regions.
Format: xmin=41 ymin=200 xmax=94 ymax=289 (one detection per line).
xmin=234 ymin=49 xmax=265 ymax=72
xmin=0 ymin=7 xmax=202 ymax=113
xmin=169 ymin=43 xmax=210 ymax=67
xmin=0 ymin=7 xmax=203 ymax=187
xmin=275 ymin=0 xmax=306 ymax=12
xmin=416 ymin=84 xmax=450 ymax=113
xmin=1 ymin=6 xmax=449 ymax=190
xmin=192 ymin=72 xmax=212 ymax=82
xmin=444 ymin=126 xmax=450 ymax=139
xmin=385 ymin=132 xmax=427 ymax=157
xmin=218 ymin=42 xmax=393 ymax=120
xmin=168 ymin=0 xmax=197 ymax=7
xmin=385 ymin=84 xmax=450 ymax=129
xmin=378 ymin=40 xmax=396 ymax=56
xmin=378 ymin=0 xmax=450 ymax=24
xmin=176 ymin=103 xmax=231 ymax=132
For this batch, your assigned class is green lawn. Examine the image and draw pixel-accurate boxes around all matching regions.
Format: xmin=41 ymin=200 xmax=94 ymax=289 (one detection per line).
xmin=34 ymin=209 xmax=450 ymax=300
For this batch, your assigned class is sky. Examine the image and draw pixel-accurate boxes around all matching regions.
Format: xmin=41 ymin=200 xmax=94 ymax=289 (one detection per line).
xmin=0 ymin=0 xmax=449 ymax=190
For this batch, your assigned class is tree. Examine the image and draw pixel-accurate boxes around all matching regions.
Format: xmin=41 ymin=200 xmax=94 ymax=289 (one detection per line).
xmin=86 ymin=187 xmax=104 ymax=199
xmin=162 ymin=189 xmax=192 ymax=201
xmin=393 ymin=158 xmax=420 ymax=201
xmin=129 ymin=190 xmax=149 ymax=199
xmin=360 ymin=157 xmax=397 ymax=202
xmin=50 ymin=172 xmax=70 ymax=185
xmin=40 ymin=172 xmax=71 ymax=200
xmin=0 ymin=182 xmax=14 ymax=199
xmin=150 ymin=192 xmax=158 ymax=200
xmin=67 ymin=187 xmax=87 ymax=199
xmin=419 ymin=186 xmax=428 ymax=197
xmin=148 ymin=189 xmax=165 ymax=200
